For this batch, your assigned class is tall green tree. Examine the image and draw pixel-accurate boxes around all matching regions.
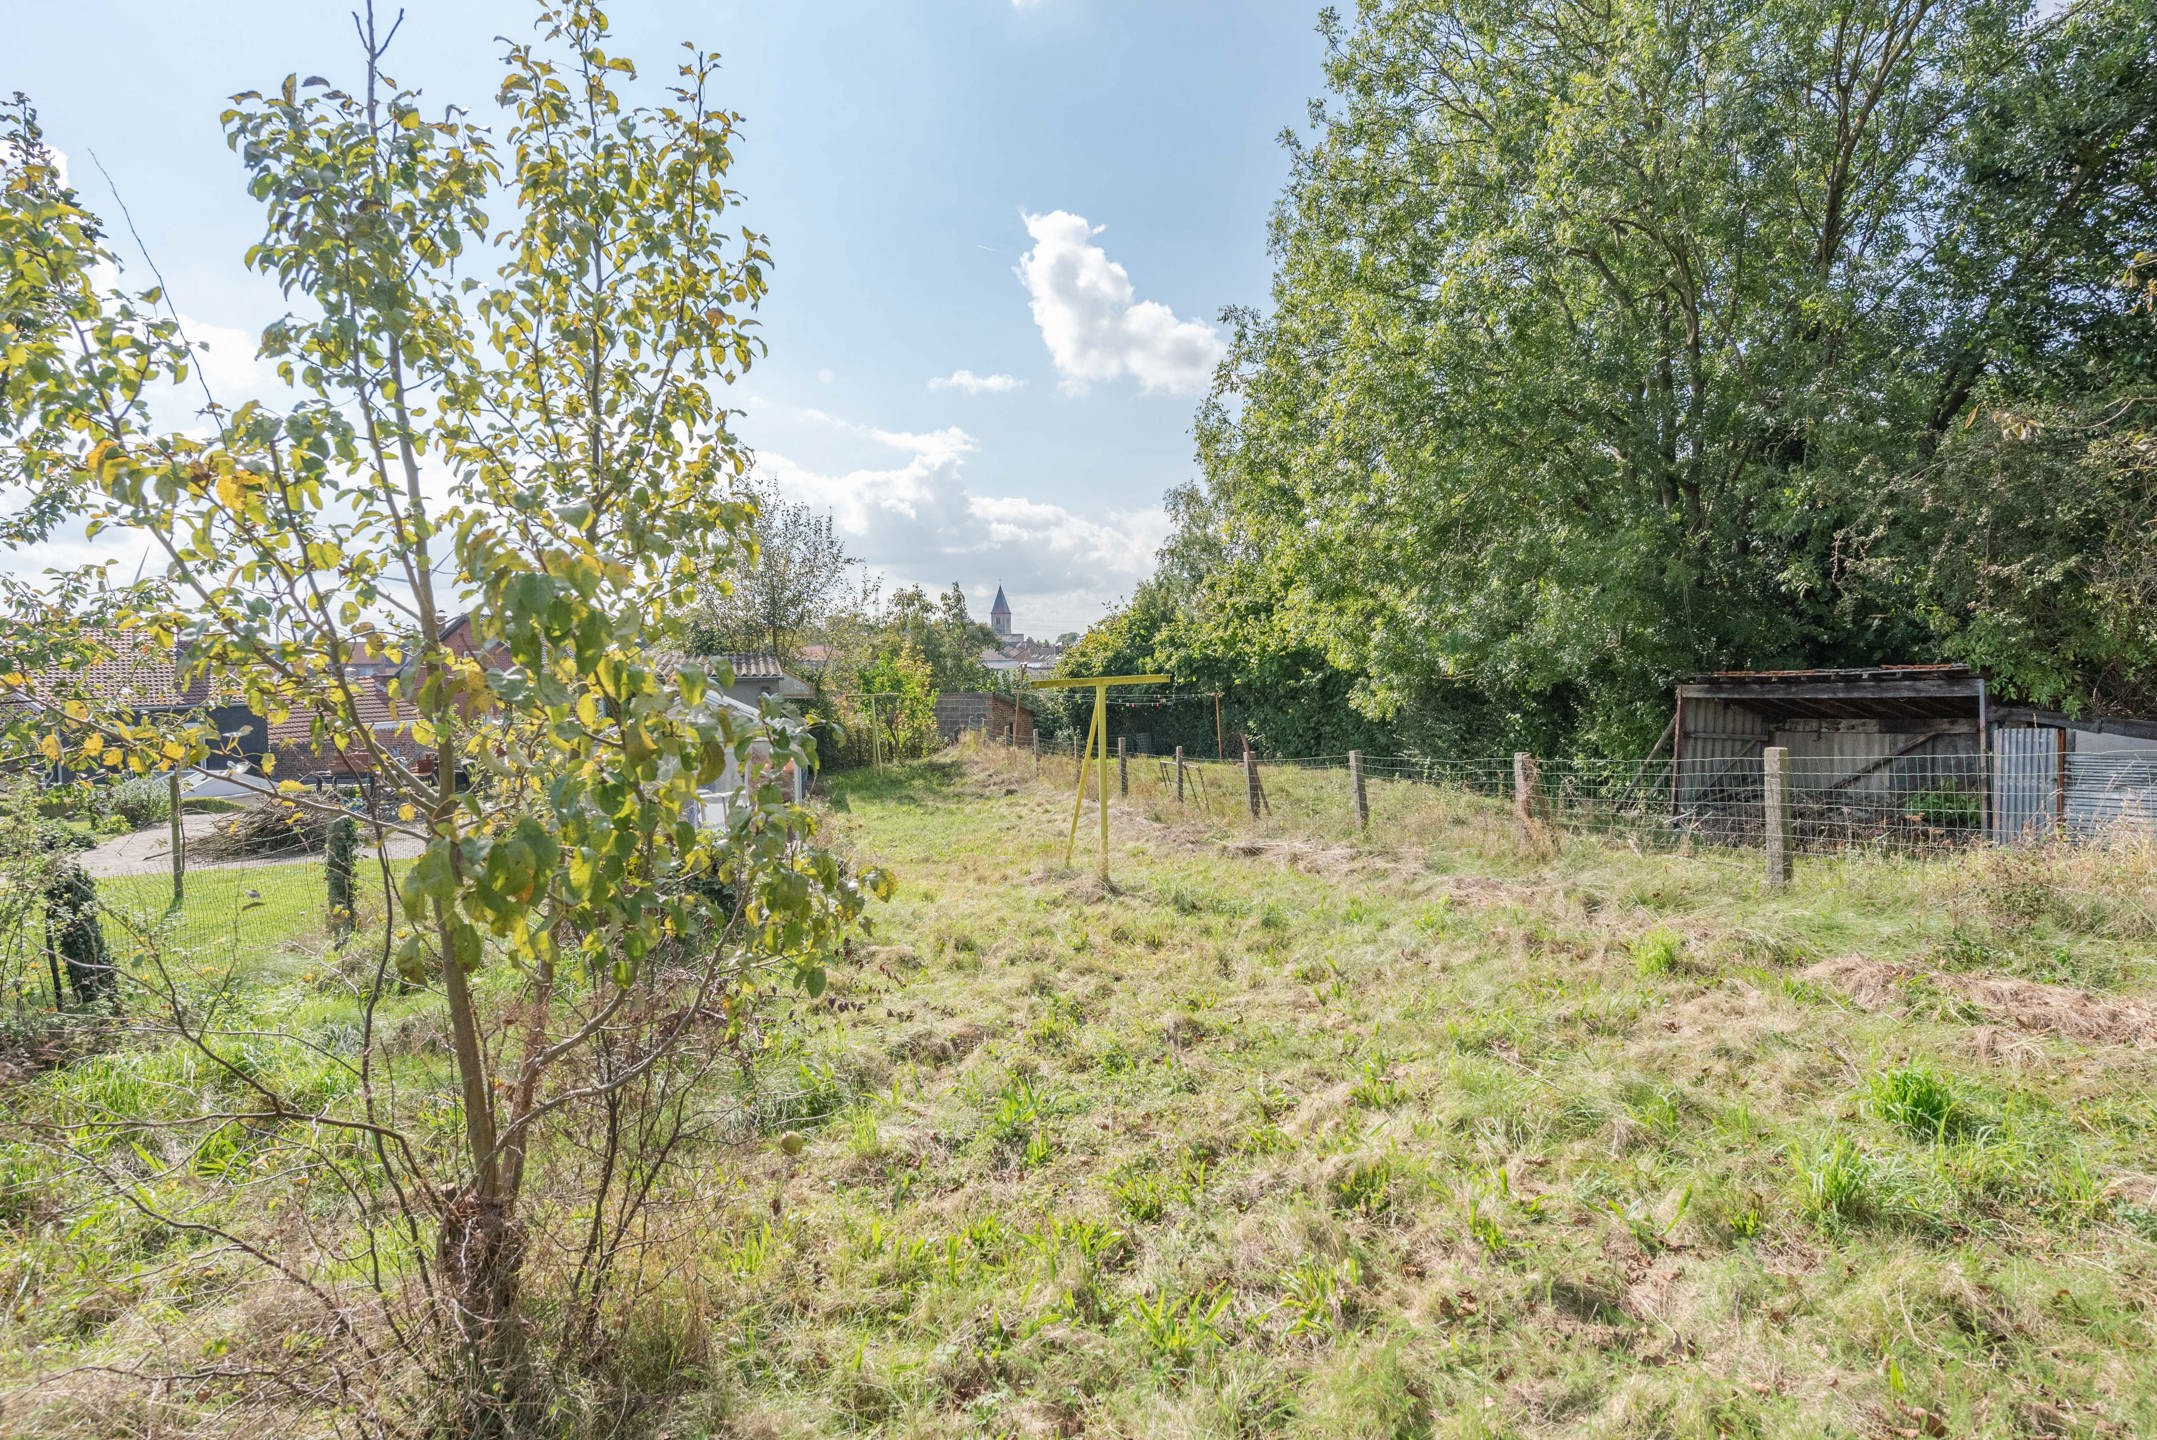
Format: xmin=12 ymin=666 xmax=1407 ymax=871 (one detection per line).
xmin=884 ymin=582 xmax=1000 ymax=692
xmin=688 ymin=471 xmax=858 ymax=657
xmin=1185 ymin=0 xmax=2155 ymax=750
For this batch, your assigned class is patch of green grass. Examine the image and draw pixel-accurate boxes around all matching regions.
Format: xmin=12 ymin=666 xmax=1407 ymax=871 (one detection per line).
xmin=1864 ymin=1059 xmax=1977 ymax=1142
xmin=1630 ymin=925 xmax=1683 ymax=977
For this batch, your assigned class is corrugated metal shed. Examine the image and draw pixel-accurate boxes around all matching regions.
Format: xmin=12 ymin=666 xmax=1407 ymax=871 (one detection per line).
xmin=2064 ymin=751 xmax=2157 ymax=839
xmin=1674 ymin=667 xmax=1987 ymax=844
xmin=1991 ymin=727 xmax=2063 ymax=843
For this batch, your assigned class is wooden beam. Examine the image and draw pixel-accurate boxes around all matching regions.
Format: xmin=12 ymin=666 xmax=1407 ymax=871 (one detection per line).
xmin=1029 ymin=673 xmax=1170 ymax=691
xmin=1677 ymin=679 xmax=1982 ymax=704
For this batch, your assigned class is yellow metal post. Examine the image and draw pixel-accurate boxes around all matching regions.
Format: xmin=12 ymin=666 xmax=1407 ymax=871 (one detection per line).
xmin=1033 ymin=673 xmax=1170 ymax=879
xmin=1095 ymin=682 xmax=1109 ymax=875
xmin=1066 ymin=695 xmax=1101 ymax=864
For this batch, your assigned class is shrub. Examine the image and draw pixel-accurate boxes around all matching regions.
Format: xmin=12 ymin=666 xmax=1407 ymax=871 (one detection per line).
xmin=105 ymin=776 xmax=173 ymax=831
xmin=43 ymin=859 xmax=115 ymax=1010
xmin=325 ymin=814 xmax=359 ymax=940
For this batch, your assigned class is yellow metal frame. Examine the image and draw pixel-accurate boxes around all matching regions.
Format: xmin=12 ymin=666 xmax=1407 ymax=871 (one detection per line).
xmin=1031 ymin=674 xmax=1171 ymax=875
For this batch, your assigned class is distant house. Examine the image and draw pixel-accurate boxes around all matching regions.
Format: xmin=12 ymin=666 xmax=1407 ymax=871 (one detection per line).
xmin=17 ymin=630 xmax=266 ymax=779
xmin=935 ymin=690 xmax=1036 ymax=745
xmin=266 ymin=681 xmax=427 ymax=781
xmin=714 ymin=653 xmax=815 ymax=710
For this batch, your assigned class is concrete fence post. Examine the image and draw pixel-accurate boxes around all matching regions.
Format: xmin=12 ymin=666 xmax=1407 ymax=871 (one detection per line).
xmin=1031 ymin=732 xmax=1040 ymax=773
xmin=1243 ymin=741 xmax=1262 ymax=819
xmin=1513 ymin=752 xmax=1541 ymax=837
xmin=1117 ymin=736 xmax=1129 ymax=796
xmin=1349 ymin=750 xmax=1369 ymax=831
xmin=1763 ymin=745 xmax=1792 ymax=886
xmin=1174 ymin=745 xmax=1185 ymax=803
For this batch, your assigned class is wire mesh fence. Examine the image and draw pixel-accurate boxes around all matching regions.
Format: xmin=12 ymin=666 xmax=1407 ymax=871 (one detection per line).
xmin=981 ymin=730 xmax=2157 ymax=865
xmin=2 ymin=819 xmax=415 ymax=1025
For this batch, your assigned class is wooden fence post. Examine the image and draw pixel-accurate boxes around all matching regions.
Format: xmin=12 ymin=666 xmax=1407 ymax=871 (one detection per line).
xmin=1513 ymin=752 xmax=1541 ymax=837
xmin=1243 ymin=740 xmax=1262 ymax=819
xmin=1350 ymin=750 xmax=1368 ymax=831
xmin=1763 ymin=745 xmax=1791 ymax=886
xmin=1118 ymin=736 xmax=1128 ymax=797
xmin=168 ymin=770 xmax=185 ymax=904
xmin=1174 ymin=745 xmax=1185 ymax=803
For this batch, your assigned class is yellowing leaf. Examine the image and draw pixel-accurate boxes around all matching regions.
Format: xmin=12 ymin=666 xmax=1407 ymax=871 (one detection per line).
xmin=39 ymin=733 xmax=61 ymax=762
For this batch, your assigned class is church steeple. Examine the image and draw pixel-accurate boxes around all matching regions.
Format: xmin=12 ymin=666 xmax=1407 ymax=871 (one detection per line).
xmin=989 ymin=585 xmax=1012 ymax=638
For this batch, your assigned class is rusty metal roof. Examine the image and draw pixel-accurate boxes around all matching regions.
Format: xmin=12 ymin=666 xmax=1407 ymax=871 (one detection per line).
xmin=1691 ymin=664 xmax=1973 ymax=683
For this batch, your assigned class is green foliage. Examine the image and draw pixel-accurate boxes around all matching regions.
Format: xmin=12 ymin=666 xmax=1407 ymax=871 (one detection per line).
xmin=324 ymin=814 xmax=358 ymax=941
xmin=1790 ymin=1132 xmax=1881 ymax=1227
xmin=1630 ymin=927 xmax=1682 ymax=978
xmin=882 ymin=583 xmax=1001 ymax=693
xmin=1076 ymin=0 xmax=2157 ymax=752
xmin=1865 ymin=1061 xmax=1975 ymax=1142
xmin=1 ymin=8 xmax=893 ymax=1421
xmin=1045 ymin=486 xmax=1398 ymax=756
xmin=104 ymin=776 xmax=173 ymax=831
xmin=686 ymin=471 xmax=859 ymax=658
xmin=42 ymin=858 xmax=113 ymax=1009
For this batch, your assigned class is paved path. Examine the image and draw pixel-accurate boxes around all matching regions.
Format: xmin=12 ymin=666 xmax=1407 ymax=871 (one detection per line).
xmin=79 ymin=812 xmax=423 ymax=879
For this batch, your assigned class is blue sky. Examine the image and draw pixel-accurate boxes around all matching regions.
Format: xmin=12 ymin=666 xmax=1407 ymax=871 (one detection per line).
xmin=13 ymin=1 xmax=1329 ymax=641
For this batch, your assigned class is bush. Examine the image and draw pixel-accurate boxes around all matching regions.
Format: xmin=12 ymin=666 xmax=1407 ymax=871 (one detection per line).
xmin=105 ymin=776 xmax=173 ymax=831
xmin=326 ymin=815 xmax=359 ymax=940
xmin=43 ymin=860 xmax=115 ymax=1010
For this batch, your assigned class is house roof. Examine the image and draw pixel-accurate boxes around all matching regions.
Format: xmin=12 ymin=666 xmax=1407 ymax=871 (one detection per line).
xmin=265 ymin=683 xmax=413 ymax=749
xmin=19 ymin=629 xmax=222 ymax=710
xmin=1676 ymin=664 xmax=1984 ymax=722
xmin=723 ymin=652 xmax=797 ymax=682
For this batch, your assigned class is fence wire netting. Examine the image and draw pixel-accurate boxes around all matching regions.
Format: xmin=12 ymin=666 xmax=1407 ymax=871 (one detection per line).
xmin=983 ymin=730 xmax=2157 ymax=860
xmin=6 ymin=816 xmax=411 ymax=1024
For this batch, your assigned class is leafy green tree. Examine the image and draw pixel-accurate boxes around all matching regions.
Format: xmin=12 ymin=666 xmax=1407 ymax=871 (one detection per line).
xmin=1182 ymin=0 xmax=2155 ymax=751
xmin=1 ymin=8 xmax=887 ymax=1426
xmin=884 ymin=582 xmax=1000 ymax=692
xmin=687 ymin=471 xmax=858 ymax=657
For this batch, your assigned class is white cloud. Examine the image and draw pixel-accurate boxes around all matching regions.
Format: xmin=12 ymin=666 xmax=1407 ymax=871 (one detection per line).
xmin=817 ymin=367 xmax=834 ymax=383
xmin=756 ymin=408 xmax=1164 ymax=637
xmin=175 ymin=315 xmax=280 ymax=405
xmin=928 ymin=368 xmax=1026 ymax=395
xmin=1016 ymin=209 xmax=1223 ymax=396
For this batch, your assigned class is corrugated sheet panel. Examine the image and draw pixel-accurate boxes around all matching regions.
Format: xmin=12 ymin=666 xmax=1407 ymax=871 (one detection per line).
xmin=1992 ymin=726 xmax=2063 ymax=845
xmin=1779 ymin=728 xmax=1978 ymax=801
xmin=1676 ymin=698 xmax=1765 ymax=811
xmin=2064 ymin=749 xmax=2157 ymax=840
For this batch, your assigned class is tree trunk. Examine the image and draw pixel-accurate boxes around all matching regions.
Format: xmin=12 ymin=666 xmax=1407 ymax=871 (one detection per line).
xmin=436 ymin=1189 xmax=530 ymax=1435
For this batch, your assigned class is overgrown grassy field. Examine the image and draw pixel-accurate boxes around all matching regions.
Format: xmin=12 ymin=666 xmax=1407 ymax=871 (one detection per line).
xmin=7 ymin=747 xmax=2157 ymax=1437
